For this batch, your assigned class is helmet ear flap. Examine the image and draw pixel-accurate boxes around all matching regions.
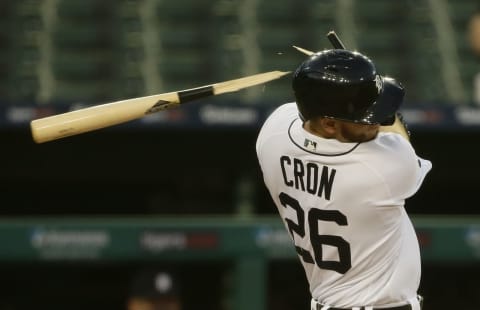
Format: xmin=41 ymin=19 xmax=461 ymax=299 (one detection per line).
xmin=380 ymin=115 xmax=396 ymax=126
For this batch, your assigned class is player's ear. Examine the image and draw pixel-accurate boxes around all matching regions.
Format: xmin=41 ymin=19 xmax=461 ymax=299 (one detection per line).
xmin=319 ymin=117 xmax=337 ymax=136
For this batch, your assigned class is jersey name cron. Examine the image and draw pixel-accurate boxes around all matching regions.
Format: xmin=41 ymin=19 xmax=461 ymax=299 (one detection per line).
xmin=280 ymin=155 xmax=336 ymax=200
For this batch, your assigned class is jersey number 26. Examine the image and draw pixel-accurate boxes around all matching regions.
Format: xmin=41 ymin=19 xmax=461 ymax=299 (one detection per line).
xmin=279 ymin=192 xmax=352 ymax=274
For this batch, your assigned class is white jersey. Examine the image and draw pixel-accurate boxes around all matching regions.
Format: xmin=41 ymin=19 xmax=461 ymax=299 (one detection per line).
xmin=256 ymin=103 xmax=432 ymax=308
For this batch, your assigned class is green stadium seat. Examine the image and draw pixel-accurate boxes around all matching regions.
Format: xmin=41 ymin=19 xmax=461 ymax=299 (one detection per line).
xmin=52 ymin=22 xmax=114 ymax=49
xmin=0 ymin=20 xmax=12 ymax=49
xmin=158 ymin=51 xmax=207 ymax=81
xmin=257 ymin=25 xmax=305 ymax=50
xmin=56 ymin=0 xmax=112 ymax=19
xmin=0 ymin=0 xmax=475 ymax=105
xmin=45 ymin=0 xmax=121 ymax=102
xmin=159 ymin=26 xmax=210 ymax=50
xmin=53 ymin=53 xmax=114 ymax=80
xmin=52 ymin=79 xmax=114 ymax=102
xmin=156 ymin=0 xmax=212 ymax=21
xmin=356 ymin=28 xmax=405 ymax=54
xmin=308 ymin=0 xmax=337 ymax=19
xmin=354 ymin=0 xmax=404 ymax=23
xmin=257 ymin=0 xmax=307 ymax=24
xmin=446 ymin=0 xmax=478 ymax=26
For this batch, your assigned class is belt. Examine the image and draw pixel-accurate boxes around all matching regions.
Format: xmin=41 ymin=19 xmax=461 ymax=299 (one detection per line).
xmin=315 ymin=304 xmax=411 ymax=310
xmin=313 ymin=295 xmax=423 ymax=310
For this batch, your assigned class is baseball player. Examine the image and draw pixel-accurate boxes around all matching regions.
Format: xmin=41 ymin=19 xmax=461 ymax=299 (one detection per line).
xmin=256 ymin=49 xmax=431 ymax=310
xmin=127 ymin=269 xmax=181 ymax=310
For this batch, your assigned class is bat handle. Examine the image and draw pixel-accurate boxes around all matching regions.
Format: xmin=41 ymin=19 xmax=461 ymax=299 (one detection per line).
xmin=327 ymin=31 xmax=346 ymax=49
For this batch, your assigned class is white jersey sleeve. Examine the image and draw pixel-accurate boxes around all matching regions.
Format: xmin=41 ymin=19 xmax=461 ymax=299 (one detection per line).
xmin=256 ymin=102 xmax=432 ymax=308
xmin=356 ymin=132 xmax=432 ymax=206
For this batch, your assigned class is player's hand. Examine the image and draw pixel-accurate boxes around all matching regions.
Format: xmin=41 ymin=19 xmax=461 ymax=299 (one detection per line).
xmin=379 ymin=113 xmax=410 ymax=141
xmin=396 ymin=112 xmax=411 ymax=137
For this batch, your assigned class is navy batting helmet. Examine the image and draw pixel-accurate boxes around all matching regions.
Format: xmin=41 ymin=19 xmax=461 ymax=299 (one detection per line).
xmin=292 ymin=49 xmax=404 ymax=125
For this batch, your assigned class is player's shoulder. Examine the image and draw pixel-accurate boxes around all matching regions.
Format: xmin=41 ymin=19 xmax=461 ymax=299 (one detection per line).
xmin=363 ymin=132 xmax=431 ymax=200
xmin=267 ymin=102 xmax=298 ymax=121
xmin=361 ymin=132 xmax=418 ymax=168
xmin=259 ymin=102 xmax=298 ymax=132
xmin=372 ymin=132 xmax=413 ymax=152
xmin=256 ymin=102 xmax=298 ymax=151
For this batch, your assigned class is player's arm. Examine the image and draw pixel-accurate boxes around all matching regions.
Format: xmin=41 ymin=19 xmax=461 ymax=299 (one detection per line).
xmin=379 ymin=113 xmax=410 ymax=141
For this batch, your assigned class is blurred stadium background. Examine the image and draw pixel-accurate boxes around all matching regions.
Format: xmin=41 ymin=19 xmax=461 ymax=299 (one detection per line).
xmin=1 ymin=0 xmax=480 ymax=309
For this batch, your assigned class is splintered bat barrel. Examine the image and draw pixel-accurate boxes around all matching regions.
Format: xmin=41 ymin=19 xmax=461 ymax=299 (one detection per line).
xmin=327 ymin=31 xmax=346 ymax=49
xmin=30 ymin=70 xmax=289 ymax=143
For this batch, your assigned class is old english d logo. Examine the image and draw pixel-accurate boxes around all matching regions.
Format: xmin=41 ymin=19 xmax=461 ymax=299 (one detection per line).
xmin=146 ymin=100 xmax=172 ymax=114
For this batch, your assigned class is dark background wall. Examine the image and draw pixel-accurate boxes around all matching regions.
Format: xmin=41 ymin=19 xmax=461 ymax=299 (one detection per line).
xmin=1 ymin=126 xmax=477 ymax=216
xmin=1 ymin=124 xmax=479 ymax=310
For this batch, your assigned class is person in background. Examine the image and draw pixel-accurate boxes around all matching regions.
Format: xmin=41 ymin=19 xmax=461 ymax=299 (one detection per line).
xmin=127 ymin=269 xmax=181 ymax=310
xmin=467 ymin=9 xmax=480 ymax=104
